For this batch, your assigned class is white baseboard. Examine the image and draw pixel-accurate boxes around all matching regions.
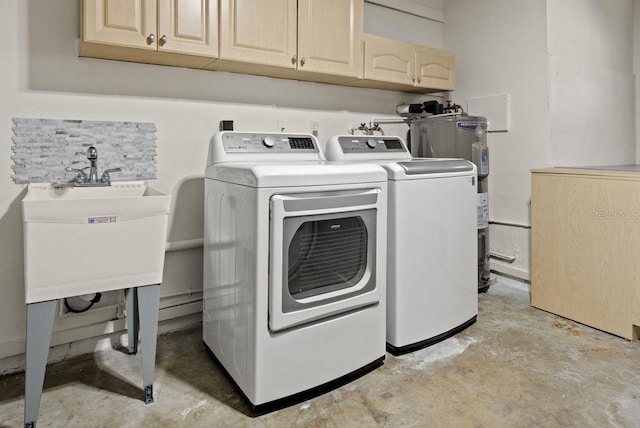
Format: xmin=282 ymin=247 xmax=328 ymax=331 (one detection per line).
xmin=491 ymin=261 xmax=531 ymax=282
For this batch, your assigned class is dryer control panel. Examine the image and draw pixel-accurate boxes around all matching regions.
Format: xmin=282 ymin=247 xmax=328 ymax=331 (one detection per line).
xmin=208 ymin=131 xmax=325 ymax=165
xmin=222 ymin=132 xmax=318 ymax=153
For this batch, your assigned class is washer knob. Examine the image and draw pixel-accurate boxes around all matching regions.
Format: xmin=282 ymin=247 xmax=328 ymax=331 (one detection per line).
xmin=366 ymin=138 xmax=378 ymax=149
xmin=262 ymin=136 xmax=276 ymax=148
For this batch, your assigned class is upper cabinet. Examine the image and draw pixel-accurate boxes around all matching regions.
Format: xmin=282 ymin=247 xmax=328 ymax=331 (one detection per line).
xmin=211 ymin=0 xmax=362 ymax=83
xmin=297 ymin=0 xmax=362 ymax=77
xmin=158 ymin=0 xmax=218 ymax=57
xmin=414 ymin=46 xmax=455 ymax=91
xmin=217 ymin=0 xmax=297 ymax=68
xmin=79 ymin=1 xmax=454 ymax=93
xmin=80 ymin=0 xmax=218 ymax=68
xmin=82 ymin=0 xmax=156 ymax=50
xmin=352 ymin=33 xmax=455 ymax=93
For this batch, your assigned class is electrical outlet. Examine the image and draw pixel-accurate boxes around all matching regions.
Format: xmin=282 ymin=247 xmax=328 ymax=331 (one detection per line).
xmin=219 ymin=120 xmax=234 ymax=131
xmin=311 ymin=121 xmax=320 ymax=137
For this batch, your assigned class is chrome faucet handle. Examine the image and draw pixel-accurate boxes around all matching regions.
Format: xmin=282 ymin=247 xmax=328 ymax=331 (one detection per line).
xmin=65 ymin=167 xmax=88 ymax=184
xmin=100 ymin=167 xmax=122 ymax=183
xmin=65 ymin=167 xmax=87 ymax=173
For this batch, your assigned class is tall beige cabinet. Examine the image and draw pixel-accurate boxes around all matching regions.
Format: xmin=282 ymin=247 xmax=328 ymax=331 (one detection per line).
xmin=81 ymin=0 xmax=218 ymax=67
xmin=531 ymin=167 xmax=640 ymax=340
xmin=214 ymin=0 xmax=363 ymax=81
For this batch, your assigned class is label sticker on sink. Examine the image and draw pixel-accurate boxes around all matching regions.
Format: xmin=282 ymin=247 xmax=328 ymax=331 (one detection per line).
xmin=88 ymin=216 xmax=117 ymax=224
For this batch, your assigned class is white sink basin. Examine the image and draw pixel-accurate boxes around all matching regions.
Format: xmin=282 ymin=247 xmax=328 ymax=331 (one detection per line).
xmin=22 ymin=181 xmax=171 ymax=304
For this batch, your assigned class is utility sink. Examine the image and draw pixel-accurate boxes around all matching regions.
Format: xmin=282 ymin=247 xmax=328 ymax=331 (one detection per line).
xmin=22 ymin=181 xmax=171 ymax=304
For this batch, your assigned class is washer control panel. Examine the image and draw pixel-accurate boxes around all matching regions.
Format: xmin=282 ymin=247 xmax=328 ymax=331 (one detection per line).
xmin=222 ymin=132 xmax=318 ymax=153
xmin=337 ymin=136 xmax=407 ymax=153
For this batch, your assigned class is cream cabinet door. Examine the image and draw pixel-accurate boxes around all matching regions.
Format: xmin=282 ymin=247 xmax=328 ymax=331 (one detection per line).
xmin=415 ymin=48 xmax=455 ymax=91
xmin=82 ymin=0 xmax=157 ymax=50
xmin=158 ymin=0 xmax=218 ymax=57
xmin=219 ymin=0 xmax=297 ymax=68
xmin=362 ymin=34 xmax=414 ymax=86
xmin=297 ymin=0 xmax=363 ymax=77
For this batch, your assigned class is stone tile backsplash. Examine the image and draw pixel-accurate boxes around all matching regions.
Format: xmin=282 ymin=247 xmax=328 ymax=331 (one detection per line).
xmin=12 ymin=118 xmax=157 ymax=184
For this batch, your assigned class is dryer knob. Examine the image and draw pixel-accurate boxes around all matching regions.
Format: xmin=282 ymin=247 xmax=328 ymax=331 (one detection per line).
xmin=366 ymin=138 xmax=378 ymax=149
xmin=262 ymin=136 xmax=276 ymax=148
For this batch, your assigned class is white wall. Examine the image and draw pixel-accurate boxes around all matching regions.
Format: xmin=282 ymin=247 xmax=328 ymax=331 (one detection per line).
xmin=444 ymin=0 xmax=549 ymax=280
xmin=0 ymin=0 xmax=431 ymax=371
xmin=547 ymin=0 xmax=635 ymax=166
xmin=364 ymin=0 xmax=444 ymax=47
xmin=444 ymin=0 xmax=636 ymax=281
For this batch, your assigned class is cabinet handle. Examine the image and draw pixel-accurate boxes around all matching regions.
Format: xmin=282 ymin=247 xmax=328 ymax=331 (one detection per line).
xmin=417 ymin=76 xmax=422 ymax=84
xmin=411 ymin=76 xmax=416 ymax=83
xmin=159 ymin=35 xmax=167 ymax=46
xmin=300 ymin=57 xmax=306 ymax=67
xmin=146 ymin=34 xmax=155 ymax=45
xmin=291 ymin=55 xmax=297 ymax=65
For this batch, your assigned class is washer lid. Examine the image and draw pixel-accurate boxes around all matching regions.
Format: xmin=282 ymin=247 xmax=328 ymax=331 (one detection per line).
xmin=205 ymin=161 xmax=387 ymax=187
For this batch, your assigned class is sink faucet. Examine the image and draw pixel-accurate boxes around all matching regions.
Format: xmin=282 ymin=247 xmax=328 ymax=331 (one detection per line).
xmin=66 ymin=146 xmax=122 ymax=186
xmin=86 ymin=146 xmax=99 ymax=184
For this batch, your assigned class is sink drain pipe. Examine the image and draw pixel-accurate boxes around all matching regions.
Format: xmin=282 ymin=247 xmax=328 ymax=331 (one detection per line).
xmin=64 ymin=293 xmax=102 ymax=313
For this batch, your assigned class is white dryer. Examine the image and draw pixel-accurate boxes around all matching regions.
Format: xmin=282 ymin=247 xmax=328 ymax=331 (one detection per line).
xmin=325 ymin=135 xmax=477 ymax=355
xmin=203 ymin=131 xmax=388 ymax=411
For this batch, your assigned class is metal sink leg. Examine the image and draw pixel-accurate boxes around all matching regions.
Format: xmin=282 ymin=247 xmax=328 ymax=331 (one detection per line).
xmin=137 ymin=284 xmax=160 ymax=404
xmin=125 ymin=288 xmax=139 ymax=354
xmin=24 ymin=300 xmax=56 ymax=428
xmin=23 ymin=284 xmax=160 ymax=426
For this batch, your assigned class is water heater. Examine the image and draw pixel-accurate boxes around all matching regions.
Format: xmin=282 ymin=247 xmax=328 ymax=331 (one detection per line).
xmin=409 ymin=114 xmax=491 ymax=292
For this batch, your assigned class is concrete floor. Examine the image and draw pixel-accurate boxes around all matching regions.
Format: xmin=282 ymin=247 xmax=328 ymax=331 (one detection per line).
xmin=1 ymin=278 xmax=640 ymax=427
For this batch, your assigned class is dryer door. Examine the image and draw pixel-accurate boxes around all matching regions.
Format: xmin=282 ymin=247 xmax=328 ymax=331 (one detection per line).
xmin=268 ymin=188 xmax=382 ymax=332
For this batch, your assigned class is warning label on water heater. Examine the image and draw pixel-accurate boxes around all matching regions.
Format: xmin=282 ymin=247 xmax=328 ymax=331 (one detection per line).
xmin=477 ymin=193 xmax=488 ymax=229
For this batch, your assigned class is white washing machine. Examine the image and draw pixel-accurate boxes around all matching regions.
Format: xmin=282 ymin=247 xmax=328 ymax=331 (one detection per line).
xmin=325 ymin=135 xmax=477 ymax=355
xmin=203 ymin=131 xmax=388 ymax=411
